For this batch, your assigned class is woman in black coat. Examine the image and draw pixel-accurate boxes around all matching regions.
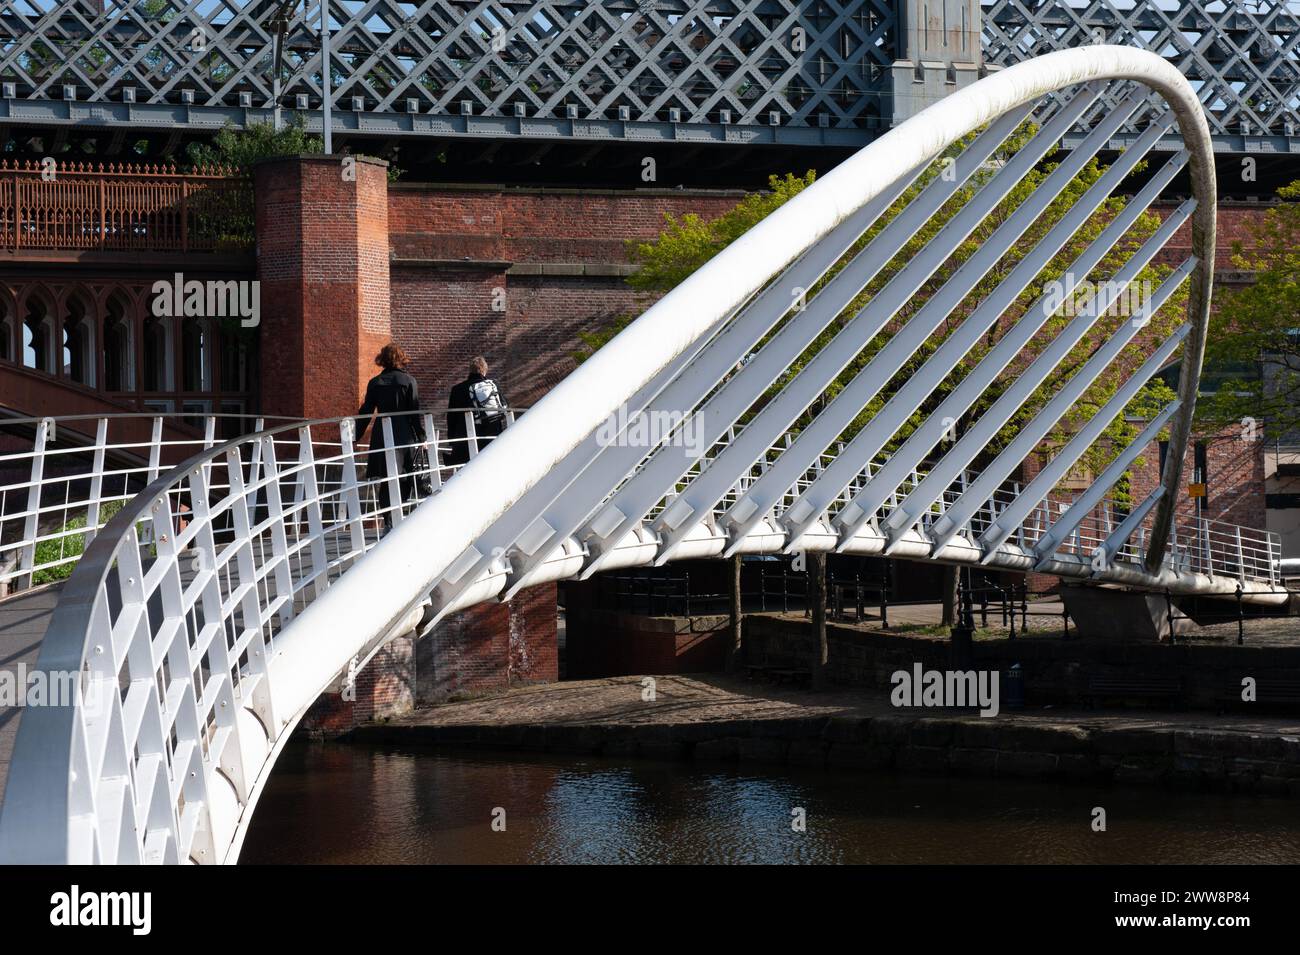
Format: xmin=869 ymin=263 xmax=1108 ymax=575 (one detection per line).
xmin=356 ymin=343 xmax=425 ymax=531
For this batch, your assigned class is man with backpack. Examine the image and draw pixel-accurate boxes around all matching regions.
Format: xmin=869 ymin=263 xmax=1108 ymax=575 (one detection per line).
xmin=445 ymin=356 xmax=508 ymax=466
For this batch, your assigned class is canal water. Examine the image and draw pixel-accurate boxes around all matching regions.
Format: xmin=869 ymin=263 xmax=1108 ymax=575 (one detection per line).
xmin=240 ymin=743 xmax=1300 ymax=864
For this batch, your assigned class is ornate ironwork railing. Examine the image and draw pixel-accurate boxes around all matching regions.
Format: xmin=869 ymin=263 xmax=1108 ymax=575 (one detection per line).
xmin=0 ymin=161 xmax=252 ymax=254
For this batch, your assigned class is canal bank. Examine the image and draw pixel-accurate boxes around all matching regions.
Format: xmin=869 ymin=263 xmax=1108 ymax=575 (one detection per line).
xmin=347 ymin=675 xmax=1300 ymax=797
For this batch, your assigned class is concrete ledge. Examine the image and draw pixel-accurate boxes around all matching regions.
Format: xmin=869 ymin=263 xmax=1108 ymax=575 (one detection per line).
xmin=507 ymin=261 xmax=639 ymax=277
xmin=389 ymin=257 xmax=513 ymax=270
xmin=346 ymin=694 xmax=1300 ymax=799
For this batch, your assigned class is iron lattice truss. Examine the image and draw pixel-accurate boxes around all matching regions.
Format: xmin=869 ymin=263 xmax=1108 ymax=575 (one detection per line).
xmin=982 ymin=0 xmax=1300 ymax=152
xmin=0 ymin=0 xmax=896 ymax=147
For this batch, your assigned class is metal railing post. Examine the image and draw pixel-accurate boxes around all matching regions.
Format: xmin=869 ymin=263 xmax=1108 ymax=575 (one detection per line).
xmin=1234 ymin=525 xmax=1245 ymax=583
xmin=338 ymin=418 xmax=367 ymax=557
xmin=257 ymin=433 xmax=297 ymax=632
xmin=424 ymin=412 xmax=442 ymax=491
xmin=297 ymin=426 xmax=329 ymax=599
xmin=380 ymin=417 xmax=403 ymax=527
xmin=464 ymin=411 xmax=479 ymax=460
xmin=83 ymin=417 xmax=108 ymax=549
xmin=17 ymin=417 xmax=52 ymax=588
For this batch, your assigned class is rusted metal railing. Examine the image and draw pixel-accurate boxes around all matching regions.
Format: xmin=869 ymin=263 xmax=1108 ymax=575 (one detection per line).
xmin=0 ymin=160 xmax=252 ymax=254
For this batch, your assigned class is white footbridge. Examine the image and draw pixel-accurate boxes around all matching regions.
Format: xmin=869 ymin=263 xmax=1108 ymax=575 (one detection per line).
xmin=0 ymin=47 xmax=1287 ymax=863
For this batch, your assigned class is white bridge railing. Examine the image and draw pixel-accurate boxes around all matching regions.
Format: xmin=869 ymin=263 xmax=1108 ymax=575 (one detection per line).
xmin=0 ymin=46 xmax=1290 ymax=864
xmin=0 ymin=404 xmax=1283 ymax=863
xmin=0 ymin=407 xmax=508 ymax=863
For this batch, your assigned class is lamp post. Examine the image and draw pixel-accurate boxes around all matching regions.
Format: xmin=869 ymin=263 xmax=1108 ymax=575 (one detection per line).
xmin=321 ymin=0 xmax=332 ymax=153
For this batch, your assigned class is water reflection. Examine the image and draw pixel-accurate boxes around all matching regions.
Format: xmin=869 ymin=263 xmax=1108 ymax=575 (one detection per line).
xmin=240 ymin=743 xmax=1300 ymax=864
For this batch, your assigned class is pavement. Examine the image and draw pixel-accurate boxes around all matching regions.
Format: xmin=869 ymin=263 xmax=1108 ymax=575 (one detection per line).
xmin=391 ymin=673 xmax=1300 ymax=739
xmin=0 ymin=583 xmax=61 ymax=809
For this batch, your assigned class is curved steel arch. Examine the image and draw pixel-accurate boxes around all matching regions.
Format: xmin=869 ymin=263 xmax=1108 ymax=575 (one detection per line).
xmin=1 ymin=46 xmax=1258 ymax=865
xmin=278 ymin=45 xmax=1216 ymax=695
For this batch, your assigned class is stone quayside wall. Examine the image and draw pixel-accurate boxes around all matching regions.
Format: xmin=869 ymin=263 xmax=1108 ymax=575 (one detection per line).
xmin=350 ymin=709 xmax=1300 ymax=798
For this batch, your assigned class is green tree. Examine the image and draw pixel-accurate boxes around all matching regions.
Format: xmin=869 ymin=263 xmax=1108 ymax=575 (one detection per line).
xmin=185 ymin=116 xmax=324 ymax=172
xmin=575 ymin=172 xmax=817 ymax=357
xmin=1199 ymin=179 xmax=1300 ymax=442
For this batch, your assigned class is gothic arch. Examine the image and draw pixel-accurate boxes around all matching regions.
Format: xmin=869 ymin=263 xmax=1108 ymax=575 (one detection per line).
xmin=60 ymin=286 xmax=97 ymax=387
xmin=18 ymin=285 xmax=57 ymax=375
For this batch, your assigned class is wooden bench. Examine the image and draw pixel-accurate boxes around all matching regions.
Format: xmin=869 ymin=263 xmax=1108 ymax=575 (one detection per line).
xmin=1086 ymin=676 xmax=1184 ymax=709
xmin=1216 ymin=678 xmax=1300 ymax=714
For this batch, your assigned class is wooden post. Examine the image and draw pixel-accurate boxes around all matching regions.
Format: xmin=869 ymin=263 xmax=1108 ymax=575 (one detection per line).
xmin=727 ymin=554 xmax=742 ymax=672
xmin=809 ymin=551 xmax=827 ymax=690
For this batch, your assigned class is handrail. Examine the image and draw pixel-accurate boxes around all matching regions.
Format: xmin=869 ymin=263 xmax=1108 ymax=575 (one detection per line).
xmin=0 ymin=407 xmax=511 ymax=862
xmin=0 ymin=408 xmax=532 ymax=595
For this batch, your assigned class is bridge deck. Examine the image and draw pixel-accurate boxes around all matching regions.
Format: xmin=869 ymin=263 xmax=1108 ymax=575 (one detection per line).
xmin=0 ymin=584 xmax=60 ymax=810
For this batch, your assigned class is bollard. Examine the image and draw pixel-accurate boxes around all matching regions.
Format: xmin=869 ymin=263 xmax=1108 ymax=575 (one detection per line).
xmin=1005 ymin=663 xmax=1025 ymax=710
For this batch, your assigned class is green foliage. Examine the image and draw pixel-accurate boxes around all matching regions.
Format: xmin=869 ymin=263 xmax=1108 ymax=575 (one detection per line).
xmin=31 ymin=500 xmax=125 ymax=585
xmin=183 ymin=118 xmax=324 ymax=252
xmin=625 ymin=172 xmax=818 ymax=292
xmin=575 ymin=172 xmax=817 ymax=363
xmin=575 ymin=313 xmax=635 ymax=362
xmin=185 ymin=116 xmax=324 ymax=172
xmin=576 ymin=126 xmax=1190 ymax=503
xmin=1199 ymin=179 xmax=1300 ymax=442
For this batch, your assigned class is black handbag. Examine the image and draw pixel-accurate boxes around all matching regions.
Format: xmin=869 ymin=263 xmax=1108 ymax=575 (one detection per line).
xmin=410 ymin=444 xmax=435 ymax=497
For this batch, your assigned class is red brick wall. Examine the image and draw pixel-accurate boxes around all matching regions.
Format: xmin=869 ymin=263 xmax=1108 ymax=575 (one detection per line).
xmin=1126 ymin=425 xmax=1266 ymax=531
xmin=508 ymin=579 xmax=560 ymax=684
xmin=386 ymin=185 xmax=745 ymax=262
xmin=301 ymin=582 xmax=559 ymax=735
xmin=253 ymin=154 xmax=392 ymax=420
xmin=1151 ymin=200 xmax=1274 ymax=271
xmin=299 ymin=633 xmax=415 ymax=737
xmin=564 ymin=607 xmax=728 ymax=679
xmin=417 ymin=582 xmax=559 ymax=703
xmin=386 ymin=184 xmax=744 ymax=410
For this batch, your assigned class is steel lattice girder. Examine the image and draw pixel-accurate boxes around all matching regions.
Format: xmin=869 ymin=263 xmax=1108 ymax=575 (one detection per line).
xmin=4 ymin=1 xmax=1297 ymax=154
xmin=982 ymin=0 xmax=1300 ymax=153
xmin=0 ymin=0 xmax=896 ymax=147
